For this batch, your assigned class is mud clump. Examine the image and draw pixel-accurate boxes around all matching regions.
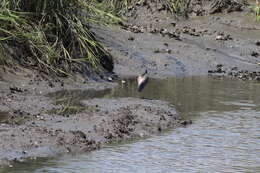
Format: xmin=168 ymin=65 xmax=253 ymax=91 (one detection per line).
xmin=209 ymin=65 xmax=260 ymax=81
xmin=209 ymin=0 xmax=246 ymax=14
xmin=0 ymin=84 xmax=182 ymax=166
xmin=87 ymin=98 xmax=182 ymax=142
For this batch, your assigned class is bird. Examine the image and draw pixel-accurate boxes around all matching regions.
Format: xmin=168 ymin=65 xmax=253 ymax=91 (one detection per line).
xmin=137 ymin=70 xmax=149 ymax=92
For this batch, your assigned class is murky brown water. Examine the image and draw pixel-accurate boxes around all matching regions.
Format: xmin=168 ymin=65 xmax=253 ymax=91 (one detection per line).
xmin=3 ymin=77 xmax=260 ymax=173
xmin=0 ymin=112 xmax=9 ymax=123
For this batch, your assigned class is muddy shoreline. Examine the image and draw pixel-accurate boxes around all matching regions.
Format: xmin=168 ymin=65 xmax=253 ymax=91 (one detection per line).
xmin=0 ymin=71 xmax=184 ymax=166
xmin=1 ymin=1 xmax=260 ymax=167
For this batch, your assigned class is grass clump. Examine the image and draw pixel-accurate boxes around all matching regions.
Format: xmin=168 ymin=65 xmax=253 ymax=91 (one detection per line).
xmin=160 ymin=0 xmax=189 ymax=15
xmin=0 ymin=0 xmax=118 ymax=76
xmin=102 ymin=0 xmax=189 ymax=16
xmin=253 ymin=0 xmax=260 ymax=21
xmin=49 ymin=97 xmax=97 ymax=117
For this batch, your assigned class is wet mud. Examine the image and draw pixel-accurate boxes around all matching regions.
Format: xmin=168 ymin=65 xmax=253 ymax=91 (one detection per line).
xmin=0 ymin=71 xmax=181 ymax=166
xmin=94 ymin=1 xmax=260 ymax=78
xmin=1 ymin=0 xmax=260 ymax=167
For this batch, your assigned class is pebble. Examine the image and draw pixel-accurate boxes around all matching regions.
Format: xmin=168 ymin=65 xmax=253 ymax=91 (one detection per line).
xmin=107 ymin=77 xmax=113 ymax=82
xmin=216 ymin=35 xmax=224 ymax=40
xmin=34 ymin=141 xmax=39 ymax=147
xmin=128 ymin=36 xmax=135 ymax=41
xmin=251 ymin=51 xmax=259 ymax=57
xmin=139 ymin=133 xmax=144 ymax=137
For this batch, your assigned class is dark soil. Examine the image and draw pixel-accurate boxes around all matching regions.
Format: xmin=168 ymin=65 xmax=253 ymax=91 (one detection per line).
xmin=0 ymin=68 xmax=181 ymax=166
xmin=1 ymin=0 xmax=260 ymax=167
xmin=94 ymin=0 xmax=260 ymax=78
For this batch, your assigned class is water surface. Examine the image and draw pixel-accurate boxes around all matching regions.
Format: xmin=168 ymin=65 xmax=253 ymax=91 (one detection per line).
xmin=2 ymin=77 xmax=260 ymax=173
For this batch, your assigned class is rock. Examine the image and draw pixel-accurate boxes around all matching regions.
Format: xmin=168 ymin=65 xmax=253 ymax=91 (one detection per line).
xmin=181 ymin=120 xmax=192 ymax=126
xmin=128 ymin=36 xmax=135 ymax=41
xmin=107 ymin=77 xmax=113 ymax=82
xmin=9 ymin=86 xmax=23 ymax=93
xmin=149 ymin=28 xmax=159 ymax=34
xmin=251 ymin=51 xmax=259 ymax=57
xmin=154 ymin=48 xmax=171 ymax=54
xmin=216 ymin=34 xmax=232 ymax=41
xmin=170 ymin=22 xmax=176 ymax=27
xmin=160 ymin=28 xmax=168 ymax=35
xmin=216 ymin=35 xmax=224 ymax=40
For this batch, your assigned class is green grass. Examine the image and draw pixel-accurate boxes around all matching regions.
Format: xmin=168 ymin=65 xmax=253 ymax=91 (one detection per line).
xmin=253 ymin=2 xmax=260 ymax=21
xmin=0 ymin=0 xmax=189 ymax=76
xmin=0 ymin=0 xmax=119 ymax=76
xmin=102 ymin=0 xmax=188 ymax=16
xmin=48 ymin=97 xmax=97 ymax=117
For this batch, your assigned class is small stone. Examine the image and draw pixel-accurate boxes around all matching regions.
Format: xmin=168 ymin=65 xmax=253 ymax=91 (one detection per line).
xmin=166 ymin=49 xmax=171 ymax=54
xmin=107 ymin=77 xmax=113 ymax=81
xmin=154 ymin=49 xmax=160 ymax=53
xmin=231 ymin=67 xmax=238 ymax=71
xmin=128 ymin=36 xmax=134 ymax=41
xmin=171 ymin=22 xmax=176 ymax=27
xmin=48 ymin=82 xmax=54 ymax=88
xmin=216 ymin=35 xmax=224 ymax=40
xmin=216 ymin=64 xmax=223 ymax=68
xmin=160 ymin=28 xmax=168 ymax=35
xmin=251 ymin=51 xmax=259 ymax=57
xmin=34 ymin=141 xmax=39 ymax=147
xmin=181 ymin=120 xmax=192 ymax=126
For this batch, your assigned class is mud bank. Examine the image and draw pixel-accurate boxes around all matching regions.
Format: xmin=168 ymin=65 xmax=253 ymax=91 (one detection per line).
xmin=94 ymin=1 xmax=260 ymax=78
xmin=0 ymin=70 xmax=183 ymax=166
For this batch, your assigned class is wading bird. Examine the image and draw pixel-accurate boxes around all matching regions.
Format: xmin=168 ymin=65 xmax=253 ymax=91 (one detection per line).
xmin=137 ymin=70 xmax=149 ymax=92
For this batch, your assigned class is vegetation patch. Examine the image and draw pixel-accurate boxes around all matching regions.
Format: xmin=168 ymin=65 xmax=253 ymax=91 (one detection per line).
xmin=253 ymin=0 xmax=260 ymax=21
xmin=49 ymin=105 xmax=87 ymax=117
xmin=103 ymin=0 xmax=189 ymax=16
xmin=0 ymin=0 xmax=197 ymax=77
xmin=48 ymin=100 xmax=97 ymax=117
xmin=48 ymin=95 xmax=97 ymax=117
xmin=0 ymin=0 xmax=119 ymax=76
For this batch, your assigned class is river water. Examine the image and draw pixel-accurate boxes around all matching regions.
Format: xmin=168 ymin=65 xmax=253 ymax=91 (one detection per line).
xmin=3 ymin=77 xmax=260 ymax=173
